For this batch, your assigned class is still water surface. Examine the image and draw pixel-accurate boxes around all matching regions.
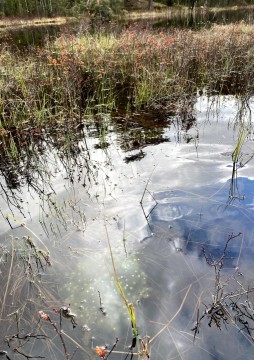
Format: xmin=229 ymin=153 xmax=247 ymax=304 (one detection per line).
xmin=1 ymin=96 xmax=254 ymax=358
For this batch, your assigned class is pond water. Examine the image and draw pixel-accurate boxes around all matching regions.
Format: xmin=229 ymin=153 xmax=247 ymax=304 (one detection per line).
xmin=1 ymin=95 xmax=254 ymax=359
xmin=152 ymin=6 xmax=254 ymax=28
xmin=1 ymin=6 xmax=254 ymax=50
xmin=0 ymin=21 xmax=77 ymax=50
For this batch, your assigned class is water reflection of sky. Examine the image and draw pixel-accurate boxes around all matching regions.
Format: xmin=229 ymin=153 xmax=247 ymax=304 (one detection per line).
xmin=151 ymin=176 xmax=254 ymax=265
xmin=2 ymin=96 xmax=254 ymax=359
xmin=129 ymin=180 xmax=254 ymax=359
xmin=61 ymin=97 xmax=254 ymax=359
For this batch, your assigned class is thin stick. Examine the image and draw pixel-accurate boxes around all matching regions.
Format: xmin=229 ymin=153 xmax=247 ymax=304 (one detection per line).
xmin=149 ymin=284 xmax=192 ymax=344
xmin=61 ymin=330 xmax=91 ymax=356
xmin=140 ymin=168 xmax=156 ymax=206
xmin=48 ymin=319 xmax=69 ymax=360
xmin=0 ymin=237 xmax=14 ymax=319
xmin=5 ymin=214 xmax=50 ymax=253
xmin=167 ymin=328 xmax=183 ymax=360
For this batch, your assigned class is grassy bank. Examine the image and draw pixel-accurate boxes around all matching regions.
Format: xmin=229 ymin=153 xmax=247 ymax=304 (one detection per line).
xmin=1 ymin=21 xmax=254 ymax=129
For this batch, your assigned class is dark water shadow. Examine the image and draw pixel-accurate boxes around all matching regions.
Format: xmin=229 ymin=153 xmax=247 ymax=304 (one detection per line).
xmin=153 ymin=6 xmax=254 ymax=29
xmin=0 ymin=22 xmax=77 ymax=50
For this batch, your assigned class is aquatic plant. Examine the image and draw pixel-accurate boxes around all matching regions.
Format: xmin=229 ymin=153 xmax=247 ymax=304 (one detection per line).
xmin=229 ymin=127 xmax=248 ymax=200
xmin=105 ymin=223 xmax=140 ymax=355
xmin=192 ymin=232 xmax=254 ymax=343
xmin=2 ymin=22 xmax=254 ymax=127
xmin=0 ymin=234 xmax=53 ymax=358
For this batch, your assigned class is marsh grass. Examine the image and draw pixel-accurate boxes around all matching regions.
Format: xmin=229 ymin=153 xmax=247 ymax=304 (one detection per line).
xmin=229 ymin=127 xmax=248 ymax=200
xmin=2 ymin=21 xmax=254 ymax=218
xmin=2 ymin=22 xmax=254 ymax=132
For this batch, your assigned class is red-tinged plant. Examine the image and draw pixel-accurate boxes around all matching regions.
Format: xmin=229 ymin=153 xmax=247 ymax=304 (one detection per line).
xmin=38 ymin=309 xmax=78 ymax=360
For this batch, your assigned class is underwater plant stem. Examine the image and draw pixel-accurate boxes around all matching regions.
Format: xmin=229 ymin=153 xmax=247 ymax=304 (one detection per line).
xmin=61 ymin=330 xmax=91 ymax=356
xmin=48 ymin=319 xmax=69 ymax=360
xmin=104 ymin=221 xmax=138 ymax=337
xmin=149 ymin=284 xmax=192 ymax=344
xmin=5 ymin=214 xmax=50 ymax=254
xmin=0 ymin=237 xmax=14 ymax=319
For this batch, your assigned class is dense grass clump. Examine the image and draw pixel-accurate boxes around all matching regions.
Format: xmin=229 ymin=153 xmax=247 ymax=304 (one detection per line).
xmin=1 ymin=22 xmax=254 ymax=130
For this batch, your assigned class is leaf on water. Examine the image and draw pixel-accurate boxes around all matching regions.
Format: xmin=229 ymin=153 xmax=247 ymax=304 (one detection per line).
xmin=95 ymin=346 xmax=106 ymax=358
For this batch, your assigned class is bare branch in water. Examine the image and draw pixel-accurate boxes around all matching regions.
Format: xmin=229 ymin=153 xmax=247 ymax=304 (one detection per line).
xmin=193 ymin=232 xmax=254 ymax=343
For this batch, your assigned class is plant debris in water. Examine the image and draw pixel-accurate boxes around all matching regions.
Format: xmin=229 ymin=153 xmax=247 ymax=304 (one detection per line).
xmin=192 ymin=232 xmax=254 ymax=343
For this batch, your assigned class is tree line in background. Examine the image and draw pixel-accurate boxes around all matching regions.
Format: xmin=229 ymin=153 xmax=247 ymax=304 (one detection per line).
xmin=0 ymin=0 xmax=253 ymax=18
xmin=0 ymin=0 xmax=82 ymax=16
